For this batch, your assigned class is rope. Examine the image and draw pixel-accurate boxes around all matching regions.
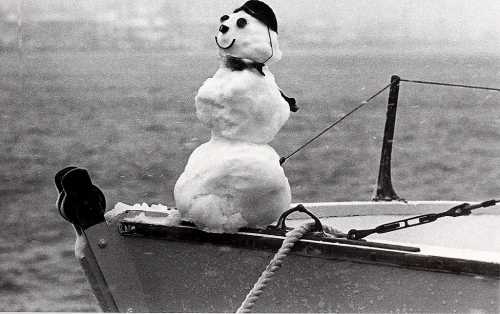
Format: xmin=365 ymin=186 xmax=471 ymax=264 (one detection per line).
xmin=236 ymin=222 xmax=316 ymax=313
xmin=236 ymin=222 xmax=345 ymax=313
xmin=280 ymin=82 xmax=393 ymax=165
xmin=400 ymin=78 xmax=500 ymax=92
xmin=322 ymin=223 xmax=346 ymax=238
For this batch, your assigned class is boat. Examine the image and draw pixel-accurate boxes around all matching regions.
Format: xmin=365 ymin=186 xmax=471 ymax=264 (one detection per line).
xmin=56 ymin=75 xmax=500 ymax=312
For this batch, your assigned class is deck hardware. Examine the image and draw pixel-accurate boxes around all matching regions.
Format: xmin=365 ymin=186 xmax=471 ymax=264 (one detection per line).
xmin=373 ymin=75 xmax=404 ymax=201
xmin=54 ymin=166 xmax=106 ymax=230
xmin=118 ymin=222 xmax=137 ymax=235
xmin=97 ymin=239 xmax=107 ymax=249
xmin=347 ymin=199 xmax=499 ymax=240
xmin=372 ymin=76 xmax=500 ymax=201
xmin=275 ymin=204 xmax=323 ymax=233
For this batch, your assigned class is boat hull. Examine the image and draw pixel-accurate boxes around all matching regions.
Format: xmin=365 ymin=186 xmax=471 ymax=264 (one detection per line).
xmin=79 ymin=220 xmax=499 ymax=313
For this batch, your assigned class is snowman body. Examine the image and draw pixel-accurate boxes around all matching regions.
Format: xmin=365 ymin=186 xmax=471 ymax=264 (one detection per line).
xmin=196 ymin=66 xmax=290 ymax=144
xmin=174 ymin=1 xmax=293 ymax=233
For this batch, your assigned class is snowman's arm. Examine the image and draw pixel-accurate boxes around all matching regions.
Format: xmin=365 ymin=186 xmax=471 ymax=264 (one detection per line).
xmin=280 ymin=90 xmax=299 ymax=112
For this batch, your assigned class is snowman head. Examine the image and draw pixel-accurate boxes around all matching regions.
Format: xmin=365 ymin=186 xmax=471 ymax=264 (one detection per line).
xmin=215 ymin=0 xmax=282 ymax=64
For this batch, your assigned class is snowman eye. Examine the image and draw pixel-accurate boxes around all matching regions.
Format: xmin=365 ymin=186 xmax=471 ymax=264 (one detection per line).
xmin=236 ymin=18 xmax=247 ymax=28
xmin=220 ymin=15 xmax=229 ymax=22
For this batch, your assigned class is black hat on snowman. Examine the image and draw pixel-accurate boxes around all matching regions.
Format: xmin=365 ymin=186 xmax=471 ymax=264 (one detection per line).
xmin=216 ymin=0 xmax=282 ymax=65
xmin=233 ymin=0 xmax=278 ymax=33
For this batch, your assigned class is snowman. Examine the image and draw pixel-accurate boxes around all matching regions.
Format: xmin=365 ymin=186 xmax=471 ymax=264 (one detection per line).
xmin=174 ymin=0 xmax=297 ymax=233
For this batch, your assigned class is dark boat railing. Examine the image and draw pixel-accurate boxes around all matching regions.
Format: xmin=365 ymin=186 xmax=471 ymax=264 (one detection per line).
xmin=373 ymin=75 xmax=500 ymax=202
xmin=373 ymin=75 xmax=403 ymax=201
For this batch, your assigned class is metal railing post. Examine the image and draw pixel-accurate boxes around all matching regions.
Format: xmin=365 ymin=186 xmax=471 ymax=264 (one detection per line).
xmin=373 ymin=75 xmax=403 ymax=201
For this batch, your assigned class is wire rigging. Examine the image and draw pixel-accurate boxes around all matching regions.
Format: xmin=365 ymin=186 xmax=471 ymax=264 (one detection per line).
xmin=279 ymin=82 xmax=393 ymax=165
xmin=280 ymin=77 xmax=500 ymax=165
xmin=400 ymin=78 xmax=500 ymax=92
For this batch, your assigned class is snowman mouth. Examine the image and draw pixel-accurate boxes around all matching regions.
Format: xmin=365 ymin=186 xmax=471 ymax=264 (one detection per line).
xmin=215 ymin=37 xmax=236 ymax=49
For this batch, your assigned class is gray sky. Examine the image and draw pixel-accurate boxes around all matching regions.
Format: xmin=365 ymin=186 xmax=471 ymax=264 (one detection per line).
xmin=1 ymin=0 xmax=499 ymax=53
xmin=205 ymin=0 xmax=500 ymax=43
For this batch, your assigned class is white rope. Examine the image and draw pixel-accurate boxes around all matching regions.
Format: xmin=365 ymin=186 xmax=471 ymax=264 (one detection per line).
xmin=236 ymin=222 xmax=345 ymax=313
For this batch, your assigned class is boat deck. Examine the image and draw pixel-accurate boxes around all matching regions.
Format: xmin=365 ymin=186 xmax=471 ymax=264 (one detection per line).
xmin=287 ymin=215 xmax=500 ymax=265
xmin=75 ymin=201 xmax=500 ymax=313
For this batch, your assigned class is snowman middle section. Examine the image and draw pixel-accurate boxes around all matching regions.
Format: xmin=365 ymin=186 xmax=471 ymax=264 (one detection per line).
xmin=196 ymin=66 xmax=290 ymax=144
xmin=174 ymin=65 xmax=291 ymax=233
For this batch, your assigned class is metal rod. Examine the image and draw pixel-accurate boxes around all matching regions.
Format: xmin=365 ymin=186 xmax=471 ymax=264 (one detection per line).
xmin=373 ymin=75 xmax=402 ymax=201
xmin=348 ymin=199 xmax=499 ymax=240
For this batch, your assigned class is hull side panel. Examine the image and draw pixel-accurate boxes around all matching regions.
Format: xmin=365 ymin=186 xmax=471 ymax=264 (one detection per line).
xmin=84 ymin=223 xmax=499 ymax=312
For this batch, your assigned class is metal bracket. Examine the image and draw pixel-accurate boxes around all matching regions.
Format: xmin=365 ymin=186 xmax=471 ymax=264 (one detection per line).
xmin=275 ymin=204 xmax=323 ymax=233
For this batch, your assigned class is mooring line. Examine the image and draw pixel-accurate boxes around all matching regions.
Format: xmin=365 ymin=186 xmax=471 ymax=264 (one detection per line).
xmin=400 ymin=78 xmax=500 ymax=92
xmin=279 ymin=82 xmax=393 ymax=165
xmin=236 ymin=221 xmax=345 ymax=313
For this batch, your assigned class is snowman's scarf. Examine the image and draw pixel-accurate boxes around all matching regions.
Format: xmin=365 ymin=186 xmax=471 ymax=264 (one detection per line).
xmin=222 ymin=56 xmax=299 ymax=113
xmin=224 ymin=56 xmax=266 ymax=76
xmin=222 ymin=26 xmax=274 ymax=76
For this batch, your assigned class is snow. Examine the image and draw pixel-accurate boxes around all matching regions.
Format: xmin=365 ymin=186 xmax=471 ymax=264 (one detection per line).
xmin=122 ymin=211 xmax=181 ymax=226
xmin=196 ymin=66 xmax=289 ymax=144
xmin=174 ymin=137 xmax=291 ymax=233
xmin=105 ymin=202 xmax=181 ymax=226
xmin=173 ymin=5 xmax=291 ymax=233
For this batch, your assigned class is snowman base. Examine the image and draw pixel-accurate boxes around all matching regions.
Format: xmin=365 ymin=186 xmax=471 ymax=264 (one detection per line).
xmin=174 ymin=137 xmax=291 ymax=233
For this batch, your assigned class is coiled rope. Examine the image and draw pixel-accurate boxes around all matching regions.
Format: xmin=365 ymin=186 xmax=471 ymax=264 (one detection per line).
xmin=236 ymin=222 xmax=345 ymax=313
